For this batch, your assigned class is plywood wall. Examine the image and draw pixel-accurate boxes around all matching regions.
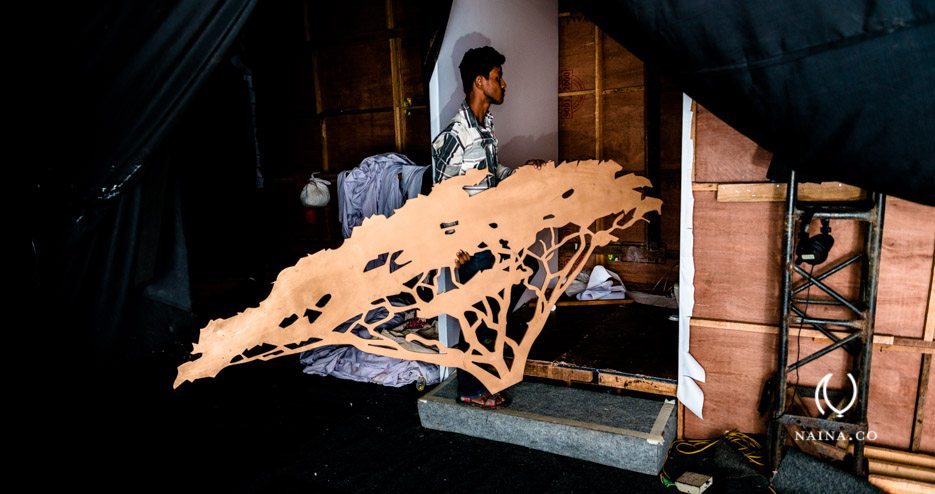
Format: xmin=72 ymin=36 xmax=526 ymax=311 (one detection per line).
xmin=685 ymin=104 xmax=935 ymax=454
xmin=557 ymin=10 xmax=681 ymax=289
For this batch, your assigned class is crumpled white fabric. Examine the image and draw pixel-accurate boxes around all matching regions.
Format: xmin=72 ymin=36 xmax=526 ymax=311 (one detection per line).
xmin=565 ymin=265 xmax=627 ymax=300
xmin=299 ymin=346 xmax=440 ymax=388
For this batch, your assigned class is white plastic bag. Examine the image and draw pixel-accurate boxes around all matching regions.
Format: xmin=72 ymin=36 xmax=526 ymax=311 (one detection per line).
xmin=300 ymin=173 xmax=331 ymax=207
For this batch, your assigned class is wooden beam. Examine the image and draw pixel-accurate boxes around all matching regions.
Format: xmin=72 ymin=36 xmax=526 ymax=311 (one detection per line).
xmin=598 ymin=373 xmax=678 ymax=396
xmin=689 ymin=318 xmax=935 ymax=354
xmin=593 ymin=26 xmax=605 ymax=266
xmin=868 ymin=459 xmax=935 ymax=483
xmin=312 ymin=53 xmax=328 ymax=171
xmin=691 ymin=183 xmax=718 ymax=192
xmin=558 ymin=87 xmax=644 ymax=98
xmin=386 ymin=0 xmax=405 ymax=153
xmin=522 ymin=359 xmax=677 ymax=396
xmin=869 ymin=475 xmax=935 ymax=494
xmin=925 ymin=246 xmax=935 ymax=341
xmin=912 ymin=246 xmax=935 ymax=450
xmin=861 ymin=445 xmax=935 ymax=470
xmin=913 ymin=357 xmax=932 ymax=452
xmin=715 ymin=182 xmax=866 ymax=203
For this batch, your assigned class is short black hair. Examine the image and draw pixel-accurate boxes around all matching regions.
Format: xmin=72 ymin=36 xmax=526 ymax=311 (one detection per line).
xmin=459 ymin=46 xmax=505 ymax=94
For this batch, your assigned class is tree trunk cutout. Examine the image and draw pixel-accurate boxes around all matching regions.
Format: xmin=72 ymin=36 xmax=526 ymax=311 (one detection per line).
xmin=175 ymin=161 xmax=662 ymax=392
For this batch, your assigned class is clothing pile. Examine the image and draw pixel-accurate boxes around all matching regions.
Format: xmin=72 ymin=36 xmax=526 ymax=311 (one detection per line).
xmin=300 ymin=153 xmax=439 ymax=388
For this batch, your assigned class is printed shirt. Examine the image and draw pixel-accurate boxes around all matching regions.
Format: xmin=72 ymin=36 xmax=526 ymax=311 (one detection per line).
xmin=431 ymin=100 xmax=514 ymax=190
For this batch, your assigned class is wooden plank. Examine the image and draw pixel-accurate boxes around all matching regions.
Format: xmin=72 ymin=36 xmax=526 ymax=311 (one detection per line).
xmin=594 ymin=25 xmax=603 ymax=161
xmin=925 ymin=243 xmax=935 ymax=341
xmin=312 ymin=53 xmax=328 ymax=171
xmin=868 ymin=460 xmax=935 ymax=483
xmin=598 ymin=373 xmax=677 ymax=396
xmin=523 ymin=359 xmax=593 ymax=384
xmin=923 ymin=359 xmax=935 ymax=453
xmin=869 ymin=475 xmax=935 ymax=494
xmin=689 ymin=318 xmax=899 ymax=347
xmin=522 ymin=359 xmax=677 ymax=396
xmin=914 ymin=355 xmax=932 ymax=451
xmin=691 ymin=183 xmax=718 ymax=192
xmin=716 ymin=182 xmax=866 ymax=203
xmin=678 ymin=402 xmax=685 ymax=439
xmin=862 ymin=445 xmax=935 ymax=469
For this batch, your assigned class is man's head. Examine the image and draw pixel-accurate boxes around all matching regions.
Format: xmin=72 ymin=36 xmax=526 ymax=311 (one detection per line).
xmin=459 ymin=46 xmax=506 ymax=104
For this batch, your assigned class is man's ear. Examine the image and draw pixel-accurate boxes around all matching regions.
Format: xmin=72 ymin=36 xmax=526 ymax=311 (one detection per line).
xmin=474 ymin=74 xmax=485 ymax=89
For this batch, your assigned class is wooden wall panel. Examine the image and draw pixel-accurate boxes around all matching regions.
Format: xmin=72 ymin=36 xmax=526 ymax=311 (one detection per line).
xmin=693 ymin=191 xmax=878 ymax=326
xmin=694 ymin=105 xmax=772 ymax=183
xmin=318 ymin=39 xmax=393 ymax=113
xmin=602 ymin=90 xmax=645 ymax=170
xmin=559 ymin=94 xmax=595 ymax=161
xmin=325 ymin=112 xmax=396 ymax=171
xmin=876 ymin=198 xmax=935 ymax=339
xmin=558 ymin=16 xmax=595 ymax=92
xmin=685 ymin=323 xmax=920 ymax=449
xmin=602 ymin=33 xmax=642 ymax=89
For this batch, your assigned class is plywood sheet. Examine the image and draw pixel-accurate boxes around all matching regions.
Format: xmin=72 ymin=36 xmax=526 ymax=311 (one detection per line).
xmin=602 ymin=90 xmax=645 ymax=169
xmin=694 ymin=105 xmax=772 ymax=183
xmin=692 ymin=190 xmax=878 ymax=325
xmin=876 ymin=198 xmax=935 ymax=339
xmin=602 ymin=33 xmax=643 ymax=89
xmin=685 ymin=323 xmax=920 ymax=450
xmin=176 ymin=161 xmax=662 ymax=393
xmin=559 ymin=94 xmax=595 ymax=161
xmin=318 ymin=39 xmax=393 ymax=113
xmin=559 ymin=15 xmax=595 ymax=92
xmin=398 ymin=36 xmax=426 ymax=103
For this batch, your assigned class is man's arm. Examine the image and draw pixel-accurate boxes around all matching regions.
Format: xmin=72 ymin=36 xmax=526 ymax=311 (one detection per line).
xmin=431 ymin=131 xmax=465 ymax=183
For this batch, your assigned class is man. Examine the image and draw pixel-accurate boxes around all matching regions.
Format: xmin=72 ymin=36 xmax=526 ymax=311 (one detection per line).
xmin=432 ymin=46 xmax=542 ymax=408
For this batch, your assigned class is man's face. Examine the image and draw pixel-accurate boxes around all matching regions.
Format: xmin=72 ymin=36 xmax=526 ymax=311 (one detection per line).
xmin=481 ymin=66 xmax=506 ymax=105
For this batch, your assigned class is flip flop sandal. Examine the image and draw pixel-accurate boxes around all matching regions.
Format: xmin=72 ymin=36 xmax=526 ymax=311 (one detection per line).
xmin=458 ymin=392 xmax=510 ymax=408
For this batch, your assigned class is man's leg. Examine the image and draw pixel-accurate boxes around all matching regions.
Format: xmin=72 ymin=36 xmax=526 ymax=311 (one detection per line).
xmin=455 ymin=251 xmax=495 ymax=398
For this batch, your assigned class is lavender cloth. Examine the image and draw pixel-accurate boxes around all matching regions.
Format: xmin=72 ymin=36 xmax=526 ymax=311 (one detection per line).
xmin=337 ymin=152 xmax=428 ymax=239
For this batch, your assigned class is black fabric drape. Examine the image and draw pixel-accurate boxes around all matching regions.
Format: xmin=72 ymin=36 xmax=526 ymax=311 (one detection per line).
xmin=571 ymin=0 xmax=935 ymax=206
xmin=34 ymin=0 xmax=255 ymax=363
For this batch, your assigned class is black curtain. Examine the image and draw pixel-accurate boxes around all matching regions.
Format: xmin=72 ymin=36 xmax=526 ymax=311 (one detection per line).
xmin=572 ymin=0 xmax=935 ymax=206
xmin=32 ymin=0 xmax=256 ymax=370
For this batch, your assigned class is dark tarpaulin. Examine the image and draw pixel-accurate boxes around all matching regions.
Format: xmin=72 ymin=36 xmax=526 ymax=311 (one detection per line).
xmin=33 ymin=0 xmax=255 ymax=363
xmin=572 ymin=0 xmax=935 ymax=206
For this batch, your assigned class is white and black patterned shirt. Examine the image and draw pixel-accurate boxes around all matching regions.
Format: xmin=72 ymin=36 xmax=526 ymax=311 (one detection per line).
xmin=431 ymin=100 xmax=514 ymax=190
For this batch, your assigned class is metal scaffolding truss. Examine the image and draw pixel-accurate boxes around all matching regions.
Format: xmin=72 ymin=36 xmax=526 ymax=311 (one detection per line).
xmin=768 ymin=171 xmax=886 ymax=477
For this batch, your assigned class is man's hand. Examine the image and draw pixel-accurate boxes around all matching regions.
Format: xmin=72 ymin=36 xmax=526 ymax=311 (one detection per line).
xmin=523 ymin=159 xmax=547 ymax=169
xmin=455 ymin=250 xmax=471 ymax=267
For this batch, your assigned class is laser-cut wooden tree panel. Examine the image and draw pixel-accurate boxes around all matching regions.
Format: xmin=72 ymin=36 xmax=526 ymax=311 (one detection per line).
xmin=175 ymin=161 xmax=662 ymax=392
